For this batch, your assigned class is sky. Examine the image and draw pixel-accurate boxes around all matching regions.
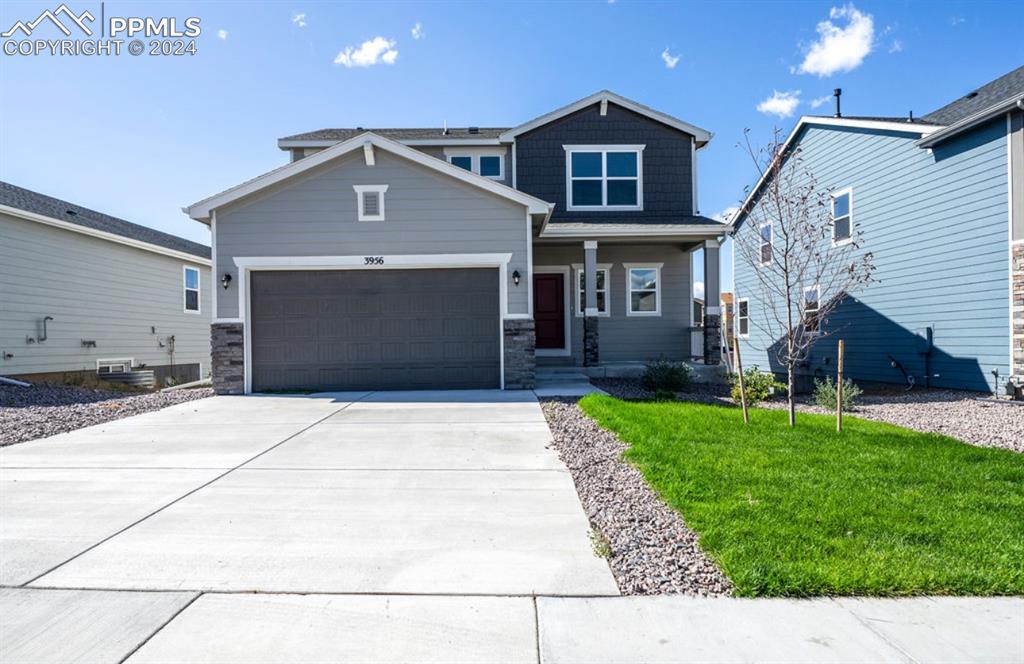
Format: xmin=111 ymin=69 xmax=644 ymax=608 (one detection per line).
xmin=2 ymin=0 xmax=1021 ymax=293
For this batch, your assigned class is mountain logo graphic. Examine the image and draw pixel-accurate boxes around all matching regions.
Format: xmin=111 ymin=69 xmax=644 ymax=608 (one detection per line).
xmin=2 ymin=4 xmax=95 ymax=38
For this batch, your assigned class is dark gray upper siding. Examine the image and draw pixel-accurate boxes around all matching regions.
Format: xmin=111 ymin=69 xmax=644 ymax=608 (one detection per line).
xmin=215 ymin=150 xmax=530 ymax=319
xmin=514 ymin=103 xmax=695 ymax=223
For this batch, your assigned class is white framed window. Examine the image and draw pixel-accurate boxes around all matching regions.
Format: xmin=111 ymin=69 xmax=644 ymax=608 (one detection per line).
xmin=624 ymin=262 xmax=662 ymax=316
xmin=354 ymin=184 xmax=388 ymax=221
xmin=571 ymin=264 xmax=611 ymax=317
xmin=564 ymin=145 xmax=644 ymax=211
xmin=97 ymin=358 xmax=133 ymax=374
xmin=804 ymin=285 xmax=820 ymax=333
xmin=759 ymin=222 xmax=773 ymax=265
xmin=737 ymin=298 xmax=750 ymax=337
xmin=183 ymin=265 xmax=200 ymax=313
xmin=831 ymin=187 xmax=853 ymax=245
xmin=444 ymin=150 xmax=505 ymax=180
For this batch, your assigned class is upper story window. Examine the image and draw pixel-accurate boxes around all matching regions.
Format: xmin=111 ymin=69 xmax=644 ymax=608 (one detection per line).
xmin=624 ymin=263 xmax=661 ymax=316
xmin=831 ymin=188 xmax=853 ymax=244
xmin=183 ymin=266 xmax=200 ymax=313
xmin=564 ymin=145 xmax=644 ymax=211
xmin=353 ymin=184 xmax=388 ymax=221
xmin=804 ymin=285 xmax=820 ymax=333
xmin=759 ymin=222 xmax=773 ymax=265
xmin=737 ymin=299 xmax=750 ymax=337
xmin=445 ymin=150 xmax=505 ymax=180
xmin=572 ymin=264 xmax=611 ymax=316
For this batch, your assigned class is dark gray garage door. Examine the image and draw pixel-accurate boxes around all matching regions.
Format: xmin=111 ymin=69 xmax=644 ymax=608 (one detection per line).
xmin=250 ymin=269 xmax=501 ymax=392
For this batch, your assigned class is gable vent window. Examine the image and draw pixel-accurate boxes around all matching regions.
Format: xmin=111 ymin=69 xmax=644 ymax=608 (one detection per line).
xmin=354 ymin=185 xmax=388 ymax=222
xmin=831 ymin=188 xmax=853 ymax=244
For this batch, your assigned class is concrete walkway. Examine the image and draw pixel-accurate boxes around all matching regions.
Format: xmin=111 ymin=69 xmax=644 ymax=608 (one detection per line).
xmin=2 ymin=392 xmax=1021 ymax=662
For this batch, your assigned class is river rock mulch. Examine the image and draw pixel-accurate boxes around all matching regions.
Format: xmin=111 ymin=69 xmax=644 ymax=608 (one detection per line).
xmin=0 ymin=384 xmax=214 ymax=447
xmin=592 ymin=379 xmax=1024 ymax=454
xmin=540 ymin=397 xmax=732 ymax=596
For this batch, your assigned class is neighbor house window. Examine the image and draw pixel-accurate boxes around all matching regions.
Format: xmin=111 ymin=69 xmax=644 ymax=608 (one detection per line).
xmin=183 ymin=266 xmax=200 ymax=313
xmin=832 ymin=188 xmax=853 ymax=244
xmin=354 ymin=184 xmax=388 ymax=221
xmin=564 ymin=145 xmax=644 ymax=210
xmin=759 ymin=222 xmax=773 ymax=264
xmin=446 ymin=152 xmax=504 ymax=179
xmin=737 ymin=299 xmax=750 ymax=337
xmin=624 ymin=263 xmax=662 ymax=316
xmin=572 ymin=265 xmax=610 ymax=316
xmin=804 ymin=285 xmax=820 ymax=332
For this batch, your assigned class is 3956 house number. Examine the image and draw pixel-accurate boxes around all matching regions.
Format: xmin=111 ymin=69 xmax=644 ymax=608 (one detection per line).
xmin=364 ymin=256 xmax=384 ymax=265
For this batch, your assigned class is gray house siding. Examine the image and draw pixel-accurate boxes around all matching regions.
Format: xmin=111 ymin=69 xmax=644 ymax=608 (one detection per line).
xmin=515 ymin=103 xmax=695 ymax=222
xmin=734 ymin=119 xmax=1010 ymax=393
xmin=0 ymin=212 xmax=211 ymax=381
xmin=214 ymin=150 xmax=531 ymax=320
xmin=532 ymin=243 xmax=692 ymax=363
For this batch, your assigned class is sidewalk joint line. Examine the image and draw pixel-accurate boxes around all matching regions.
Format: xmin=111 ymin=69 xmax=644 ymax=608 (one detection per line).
xmin=832 ymin=598 xmax=921 ymax=664
xmin=116 ymin=591 xmax=204 ymax=664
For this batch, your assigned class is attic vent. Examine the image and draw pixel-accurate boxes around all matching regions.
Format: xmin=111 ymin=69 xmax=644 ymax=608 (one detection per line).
xmin=353 ymin=184 xmax=388 ymax=222
xmin=468 ymin=126 xmax=479 ymax=134
xmin=965 ymin=91 xmax=979 ymax=99
xmin=66 ymin=209 xmax=78 ymax=216
xmin=363 ymin=192 xmax=380 ymax=216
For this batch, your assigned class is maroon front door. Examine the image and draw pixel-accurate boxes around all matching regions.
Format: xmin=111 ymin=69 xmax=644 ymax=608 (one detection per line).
xmin=533 ymin=273 xmax=565 ymax=349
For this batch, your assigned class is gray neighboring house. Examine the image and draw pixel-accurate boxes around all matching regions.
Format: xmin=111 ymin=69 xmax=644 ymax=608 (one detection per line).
xmin=187 ymin=91 xmax=730 ymax=394
xmin=0 ymin=181 xmax=212 ymax=386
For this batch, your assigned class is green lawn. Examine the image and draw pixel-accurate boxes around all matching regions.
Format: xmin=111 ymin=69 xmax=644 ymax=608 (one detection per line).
xmin=579 ymin=394 xmax=1024 ymax=597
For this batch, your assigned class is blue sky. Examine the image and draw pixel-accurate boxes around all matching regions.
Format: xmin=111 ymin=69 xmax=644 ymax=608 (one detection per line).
xmin=1 ymin=1 xmax=1021 ymax=291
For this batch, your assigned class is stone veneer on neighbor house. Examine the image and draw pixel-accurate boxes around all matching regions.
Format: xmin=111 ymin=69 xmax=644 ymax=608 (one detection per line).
xmin=503 ymin=318 xmax=536 ymax=389
xmin=211 ymin=323 xmax=245 ymax=395
xmin=1013 ymin=244 xmax=1024 ymax=388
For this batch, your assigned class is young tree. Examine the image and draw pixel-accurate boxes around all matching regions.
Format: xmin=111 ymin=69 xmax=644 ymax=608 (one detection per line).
xmin=733 ymin=128 xmax=874 ymax=426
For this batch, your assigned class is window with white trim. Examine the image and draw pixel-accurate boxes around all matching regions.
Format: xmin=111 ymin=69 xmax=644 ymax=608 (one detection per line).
xmin=183 ymin=266 xmax=200 ymax=313
xmin=804 ymin=285 xmax=820 ymax=332
xmin=759 ymin=222 xmax=773 ymax=265
xmin=572 ymin=265 xmax=610 ymax=316
xmin=737 ymin=299 xmax=750 ymax=337
xmin=354 ymin=184 xmax=388 ymax=221
xmin=97 ymin=358 xmax=132 ymax=374
xmin=831 ymin=188 xmax=853 ymax=244
xmin=446 ymin=153 xmax=504 ymax=180
xmin=625 ymin=263 xmax=661 ymax=316
xmin=564 ymin=145 xmax=644 ymax=210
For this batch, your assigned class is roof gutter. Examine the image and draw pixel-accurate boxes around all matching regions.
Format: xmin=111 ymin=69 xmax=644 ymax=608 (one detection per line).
xmin=918 ymin=95 xmax=1024 ymax=148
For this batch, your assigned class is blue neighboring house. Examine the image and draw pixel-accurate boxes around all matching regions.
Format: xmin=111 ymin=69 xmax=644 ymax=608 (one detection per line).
xmin=731 ymin=66 xmax=1024 ymax=395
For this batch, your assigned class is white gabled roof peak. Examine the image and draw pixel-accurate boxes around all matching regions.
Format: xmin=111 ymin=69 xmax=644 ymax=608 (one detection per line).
xmin=185 ymin=132 xmax=553 ymax=222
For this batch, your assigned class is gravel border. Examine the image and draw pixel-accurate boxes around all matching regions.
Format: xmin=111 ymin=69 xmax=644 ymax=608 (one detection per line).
xmin=1 ymin=384 xmax=215 ymax=447
xmin=541 ymin=397 xmax=732 ymax=596
xmin=592 ymin=379 xmax=1024 ymax=454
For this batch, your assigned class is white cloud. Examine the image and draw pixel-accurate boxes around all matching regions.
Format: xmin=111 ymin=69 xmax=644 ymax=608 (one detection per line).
xmin=411 ymin=22 xmax=423 ymax=40
xmin=217 ymin=29 xmax=228 ymax=40
xmin=334 ymin=36 xmax=399 ymax=68
xmin=889 ymin=39 xmax=903 ymax=53
xmin=292 ymin=13 xmax=306 ymax=28
xmin=796 ymin=4 xmax=874 ymax=77
xmin=661 ymin=48 xmax=680 ymax=69
xmin=950 ymin=16 xmax=965 ymax=26
xmin=809 ymin=94 xmax=832 ymax=109
xmin=757 ymin=90 xmax=801 ymax=118
xmin=713 ymin=206 xmax=739 ymax=223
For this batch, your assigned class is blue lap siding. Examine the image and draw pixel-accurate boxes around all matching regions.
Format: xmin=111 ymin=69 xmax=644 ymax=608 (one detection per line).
xmin=734 ymin=119 xmax=1010 ymax=393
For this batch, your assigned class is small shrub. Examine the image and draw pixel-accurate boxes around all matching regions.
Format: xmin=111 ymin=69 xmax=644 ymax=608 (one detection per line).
xmin=642 ymin=358 xmax=693 ymax=392
xmin=653 ymin=389 xmax=676 ymax=402
xmin=730 ymin=368 xmax=785 ymax=404
xmin=813 ymin=377 xmax=862 ymax=412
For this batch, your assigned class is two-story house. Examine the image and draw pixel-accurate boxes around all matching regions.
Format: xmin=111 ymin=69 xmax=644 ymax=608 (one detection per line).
xmin=731 ymin=66 xmax=1023 ymax=395
xmin=185 ymin=91 xmax=729 ymax=393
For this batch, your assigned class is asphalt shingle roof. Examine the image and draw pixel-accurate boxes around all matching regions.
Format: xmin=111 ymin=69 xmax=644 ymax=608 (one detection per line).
xmin=0 ymin=181 xmax=210 ymax=259
xmin=923 ymin=65 xmax=1024 ymax=125
xmin=280 ymin=127 xmax=509 ymax=142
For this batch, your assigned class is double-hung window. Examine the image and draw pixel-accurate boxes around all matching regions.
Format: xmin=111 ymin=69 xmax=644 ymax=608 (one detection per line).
xmin=804 ymin=285 xmax=820 ymax=333
xmin=183 ymin=266 xmax=200 ymax=313
xmin=624 ymin=263 xmax=661 ymax=316
xmin=737 ymin=299 xmax=750 ymax=337
xmin=759 ymin=222 xmax=773 ymax=265
xmin=572 ymin=264 xmax=610 ymax=316
xmin=565 ymin=145 xmax=644 ymax=210
xmin=831 ymin=188 xmax=853 ymax=244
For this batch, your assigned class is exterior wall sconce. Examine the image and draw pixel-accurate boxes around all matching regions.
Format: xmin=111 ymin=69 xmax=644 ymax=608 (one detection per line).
xmin=512 ymin=270 xmax=521 ymax=286
xmin=221 ymin=273 xmax=233 ymax=290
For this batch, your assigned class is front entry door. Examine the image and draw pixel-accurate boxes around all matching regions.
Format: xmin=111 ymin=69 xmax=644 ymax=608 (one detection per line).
xmin=534 ymin=273 xmax=565 ymax=349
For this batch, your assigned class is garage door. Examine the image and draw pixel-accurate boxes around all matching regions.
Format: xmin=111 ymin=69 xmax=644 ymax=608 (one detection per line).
xmin=250 ymin=269 xmax=501 ymax=392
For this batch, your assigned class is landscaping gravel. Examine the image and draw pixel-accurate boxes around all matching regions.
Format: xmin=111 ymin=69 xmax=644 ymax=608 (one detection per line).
xmin=593 ymin=379 xmax=1024 ymax=453
xmin=541 ymin=397 xmax=732 ymax=596
xmin=0 ymin=384 xmax=214 ymax=447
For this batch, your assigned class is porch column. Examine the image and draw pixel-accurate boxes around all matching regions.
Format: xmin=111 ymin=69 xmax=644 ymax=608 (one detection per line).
xmin=703 ymin=239 xmax=722 ymax=365
xmin=583 ymin=240 xmax=599 ymax=366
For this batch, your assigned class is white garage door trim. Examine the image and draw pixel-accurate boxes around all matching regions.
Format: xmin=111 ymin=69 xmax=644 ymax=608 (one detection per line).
xmin=233 ymin=253 xmax=514 ymax=394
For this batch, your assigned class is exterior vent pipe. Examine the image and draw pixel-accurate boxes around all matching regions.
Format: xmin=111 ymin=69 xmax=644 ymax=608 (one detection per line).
xmin=833 ymin=88 xmax=842 ymax=118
